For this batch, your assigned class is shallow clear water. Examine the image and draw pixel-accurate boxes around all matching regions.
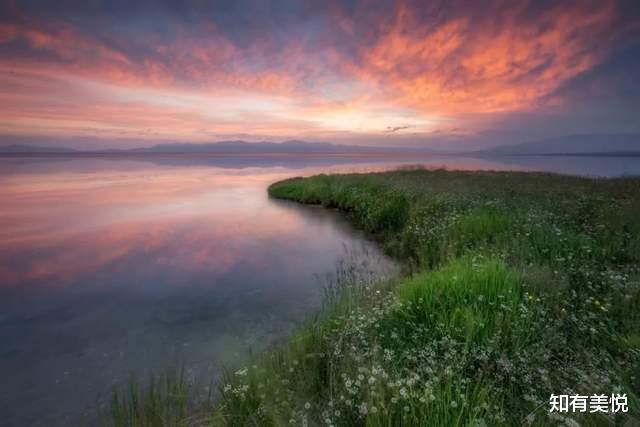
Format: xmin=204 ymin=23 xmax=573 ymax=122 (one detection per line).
xmin=0 ymin=153 xmax=636 ymax=426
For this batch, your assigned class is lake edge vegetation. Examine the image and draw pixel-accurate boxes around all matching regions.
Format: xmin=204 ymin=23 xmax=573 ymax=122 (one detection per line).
xmin=113 ymin=168 xmax=640 ymax=426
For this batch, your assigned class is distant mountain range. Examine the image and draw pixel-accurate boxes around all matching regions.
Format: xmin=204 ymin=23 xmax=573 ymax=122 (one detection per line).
xmin=482 ymin=133 xmax=640 ymax=155
xmin=0 ymin=144 xmax=76 ymax=153
xmin=0 ymin=140 xmax=427 ymax=154
xmin=1 ymin=134 xmax=639 ymax=155
xmin=129 ymin=140 xmax=411 ymax=153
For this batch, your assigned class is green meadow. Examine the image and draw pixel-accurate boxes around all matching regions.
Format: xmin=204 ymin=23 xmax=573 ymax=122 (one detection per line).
xmin=113 ymin=169 xmax=640 ymax=426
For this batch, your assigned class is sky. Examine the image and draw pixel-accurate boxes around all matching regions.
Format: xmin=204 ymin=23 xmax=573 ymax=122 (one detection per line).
xmin=1 ymin=0 xmax=639 ymax=149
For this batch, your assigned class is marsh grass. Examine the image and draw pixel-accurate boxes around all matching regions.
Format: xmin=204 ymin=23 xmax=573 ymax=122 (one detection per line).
xmin=113 ymin=169 xmax=640 ymax=426
xmin=111 ymin=369 xmax=191 ymax=427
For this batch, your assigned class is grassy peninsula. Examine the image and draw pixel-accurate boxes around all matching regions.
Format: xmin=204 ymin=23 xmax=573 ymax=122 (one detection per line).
xmin=114 ymin=169 xmax=640 ymax=426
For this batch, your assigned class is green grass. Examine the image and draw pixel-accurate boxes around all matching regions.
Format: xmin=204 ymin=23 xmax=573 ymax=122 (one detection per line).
xmin=111 ymin=370 xmax=190 ymax=427
xmin=113 ymin=169 xmax=640 ymax=426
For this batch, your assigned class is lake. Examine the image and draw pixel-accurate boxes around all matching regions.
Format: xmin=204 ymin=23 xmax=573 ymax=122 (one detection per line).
xmin=0 ymin=153 xmax=637 ymax=426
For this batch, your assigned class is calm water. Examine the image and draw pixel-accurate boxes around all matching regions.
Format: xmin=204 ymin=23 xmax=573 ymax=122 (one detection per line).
xmin=0 ymin=154 xmax=637 ymax=426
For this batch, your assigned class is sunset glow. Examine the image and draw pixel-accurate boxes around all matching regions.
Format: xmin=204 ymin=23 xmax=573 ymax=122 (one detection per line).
xmin=1 ymin=0 xmax=639 ymax=148
xmin=1 ymin=3 xmax=640 ymax=425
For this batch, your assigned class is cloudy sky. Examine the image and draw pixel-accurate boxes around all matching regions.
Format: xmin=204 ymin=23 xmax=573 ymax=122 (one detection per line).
xmin=1 ymin=0 xmax=639 ymax=149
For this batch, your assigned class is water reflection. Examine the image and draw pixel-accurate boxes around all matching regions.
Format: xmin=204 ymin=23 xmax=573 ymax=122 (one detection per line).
xmin=0 ymin=153 xmax=636 ymax=426
xmin=0 ymin=159 xmax=399 ymax=426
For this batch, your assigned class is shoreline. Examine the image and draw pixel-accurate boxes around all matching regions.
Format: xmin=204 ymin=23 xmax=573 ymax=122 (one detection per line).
xmin=112 ymin=169 xmax=640 ymax=426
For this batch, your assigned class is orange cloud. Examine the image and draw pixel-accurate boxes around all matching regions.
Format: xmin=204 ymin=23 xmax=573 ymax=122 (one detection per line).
xmin=0 ymin=0 xmax=635 ymax=144
xmin=352 ymin=1 xmax=618 ymax=114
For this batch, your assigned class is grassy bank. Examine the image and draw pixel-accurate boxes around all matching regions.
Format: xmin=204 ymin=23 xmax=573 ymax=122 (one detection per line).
xmin=115 ymin=169 xmax=640 ymax=426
